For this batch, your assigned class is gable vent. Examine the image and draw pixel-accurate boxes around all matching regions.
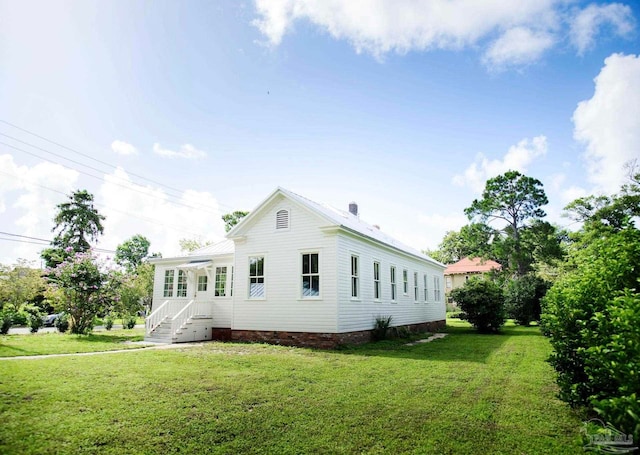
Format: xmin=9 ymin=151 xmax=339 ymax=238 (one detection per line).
xmin=276 ymin=209 xmax=289 ymax=229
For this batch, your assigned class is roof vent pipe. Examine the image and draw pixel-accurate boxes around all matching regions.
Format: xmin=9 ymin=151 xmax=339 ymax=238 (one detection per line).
xmin=348 ymin=202 xmax=358 ymax=216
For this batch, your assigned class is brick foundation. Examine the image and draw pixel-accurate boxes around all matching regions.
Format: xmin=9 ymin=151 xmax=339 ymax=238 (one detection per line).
xmin=230 ymin=319 xmax=446 ymax=349
xmin=211 ymin=327 xmax=232 ymax=341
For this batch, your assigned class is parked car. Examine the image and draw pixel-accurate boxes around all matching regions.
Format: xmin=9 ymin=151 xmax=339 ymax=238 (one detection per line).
xmin=42 ymin=313 xmax=59 ymax=327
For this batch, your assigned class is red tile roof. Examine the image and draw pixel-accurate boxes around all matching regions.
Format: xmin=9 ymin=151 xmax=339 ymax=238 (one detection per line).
xmin=444 ymin=257 xmax=502 ymax=275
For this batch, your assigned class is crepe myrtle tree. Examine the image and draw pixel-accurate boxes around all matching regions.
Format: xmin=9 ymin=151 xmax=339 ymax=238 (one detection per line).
xmin=47 ymin=249 xmax=122 ymax=334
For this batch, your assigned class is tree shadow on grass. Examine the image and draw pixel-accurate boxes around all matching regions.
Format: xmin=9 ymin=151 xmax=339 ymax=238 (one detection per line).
xmin=335 ymin=325 xmax=544 ymax=363
xmin=72 ymin=333 xmax=143 ymax=344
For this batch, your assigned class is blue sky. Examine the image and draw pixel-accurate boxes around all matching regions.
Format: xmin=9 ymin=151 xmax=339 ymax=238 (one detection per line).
xmin=1 ymin=0 xmax=639 ymax=264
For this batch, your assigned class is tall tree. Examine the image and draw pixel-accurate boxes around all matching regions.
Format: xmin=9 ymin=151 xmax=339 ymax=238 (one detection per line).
xmin=427 ymin=223 xmax=497 ymax=264
xmin=465 ymin=171 xmax=548 ymax=275
xmin=41 ymin=190 xmax=105 ymax=268
xmin=222 ymin=210 xmax=249 ymax=232
xmin=115 ymin=235 xmax=150 ymax=272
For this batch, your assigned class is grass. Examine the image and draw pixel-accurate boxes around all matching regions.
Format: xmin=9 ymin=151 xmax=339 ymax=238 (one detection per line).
xmin=0 ymin=321 xmax=585 ymax=454
xmin=0 ymin=328 xmax=146 ymax=357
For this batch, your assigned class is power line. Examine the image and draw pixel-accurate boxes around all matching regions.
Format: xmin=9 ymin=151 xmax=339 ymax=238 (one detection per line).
xmin=0 ymin=231 xmax=116 ymax=253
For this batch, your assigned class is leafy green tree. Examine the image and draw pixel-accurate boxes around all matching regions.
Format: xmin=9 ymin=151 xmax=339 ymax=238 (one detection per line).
xmin=450 ymin=277 xmax=505 ymax=333
xmin=465 ymin=171 xmax=549 ymax=275
xmin=115 ymin=235 xmax=150 ymax=272
xmin=504 ymin=273 xmax=549 ymax=326
xmin=222 ymin=210 xmax=249 ymax=232
xmin=41 ymin=190 xmax=105 ymax=268
xmin=0 ymin=259 xmax=46 ymax=313
xmin=178 ymin=237 xmax=212 ymax=254
xmin=427 ymin=223 xmax=497 ymax=264
xmin=47 ymin=251 xmax=120 ymax=334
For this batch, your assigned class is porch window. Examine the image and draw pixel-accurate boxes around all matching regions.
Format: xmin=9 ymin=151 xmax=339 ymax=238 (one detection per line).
xmin=390 ymin=266 xmax=397 ymax=301
xmin=302 ymin=253 xmax=320 ymax=298
xmin=177 ymin=270 xmax=187 ymax=297
xmin=373 ymin=261 xmax=381 ymax=300
xmin=249 ymin=257 xmax=265 ymax=298
xmin=197 ymin=275 xmax=208 ymax=292
xmin=414 ymin=272 xmax=419 ymax=302
xmin=215 ymin=267 xmax=227 ymax=297
xmin=163 ymin=270 xmax=174 ymax=297
xmin=351 ymin=255 xmax=359 ymax=299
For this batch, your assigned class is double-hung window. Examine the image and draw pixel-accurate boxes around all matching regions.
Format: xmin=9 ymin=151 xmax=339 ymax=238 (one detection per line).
xmin=390 ymin=266 xmax=397 ymax=302
xmin=423 ymin=274 xmax=428 ymax=302
xmin=351 ymin=255 xmax=359 ymax=299
xmin=433 ymin=276 xmax=441 ymax=302
xmin=163 ymin=270 xmax=174 ymax=297
xmin=215 ymin=266 xmax=227 ymax=297
xmin=414 ymin=272 xmax=419 ymax=302
xmin=373 ymin=261 xmax=381 ymax=300
xmin=403 ymin=269 xmax=409 ymax=295
xmin=249 ymin=257 xmax=265 ymax=298
xmin=302 ymin=253 xmax=320 ymax=297
xmin=176 ymin=270 xmax=187 ymax=297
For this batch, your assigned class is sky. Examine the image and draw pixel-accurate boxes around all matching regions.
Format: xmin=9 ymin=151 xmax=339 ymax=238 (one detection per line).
xmin=0 ymin=0 xmax=639 ymax=266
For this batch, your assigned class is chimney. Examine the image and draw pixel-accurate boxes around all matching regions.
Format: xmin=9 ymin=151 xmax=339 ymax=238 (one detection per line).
xmin=373 ymin=224 xmax=380 ymax=230
xmin=348 ymin=202 xmax=358 ymax=216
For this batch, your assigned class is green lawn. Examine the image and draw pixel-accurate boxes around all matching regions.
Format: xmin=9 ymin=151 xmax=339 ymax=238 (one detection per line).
xmin=0 ymin=322 xmax=584 ymax=454
xmin=0 ymin=328 xmax=147 ymax=357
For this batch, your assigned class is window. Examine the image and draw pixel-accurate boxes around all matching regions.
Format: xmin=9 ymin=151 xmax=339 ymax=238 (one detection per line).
xmin=249 ymin=257 xmax=265 ymax=298
xmin=230 ymin=266 xmax=234 ymax=297
xmin=177 ymin=270 xmax=187 ymax=297
xmin=414 ymin=272 xmax=419 ymax=302
xmin=215 ymin=266 xmax=227 ymax=297
xmin=390 ymin=266 xmax=397 ymax=301
xmin=433 ymin=276 xmax=441 ymax=302
xmin=163 ymin=270 xmax=174 ymax=297
xmin=373 ymin=261 xmax=381 ymax=300
xmin=276 ymin=209 xmax=289 ymax=229
xmin=403 ymin=269 xmax=409 ymax=295
xmin=446 ymin=276 xmax=452 ymax=289
xmin=423 ymin=274 xmax=428 ymax=302
xmin=351 ymin=255 xmax=359 ymax=298
xmin=197 ymin=275 xmax=208 ymax=292
xmin=302 ymin=253 xmax=320 ymax=297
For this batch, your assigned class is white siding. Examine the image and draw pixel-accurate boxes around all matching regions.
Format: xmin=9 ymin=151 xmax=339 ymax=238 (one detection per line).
xmin=336 ymin=233 xmax=446 ymax=332
xmin=232 ymin=195 xmax=339 ymax=332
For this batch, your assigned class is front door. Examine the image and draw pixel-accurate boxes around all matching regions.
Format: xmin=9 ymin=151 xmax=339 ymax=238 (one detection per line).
xmin=194 ymin=272 xmax=209 ymax=299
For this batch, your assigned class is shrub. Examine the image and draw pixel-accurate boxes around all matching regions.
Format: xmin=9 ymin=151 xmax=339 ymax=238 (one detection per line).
xmin=504 ymin=274 xmax=549 ymax=326
xmin=55 ymin=313 xmax=69 ymax=333
xmin=450 ymin=277 xmax=505 ymax=333
xmin=0 ymin=311 xmax=12 ymax=335
xmin=11 ymin=311 xmax=28 ymax=327
xmin=122 ymin=314 xmax=137 ymax=329
xmin=104 ymin=314 xmax=114 ymax=331
xmin=372 ymin=315 xmax=392 ymax=341
xmin=23 ymin=305 xmax=43 ymax=333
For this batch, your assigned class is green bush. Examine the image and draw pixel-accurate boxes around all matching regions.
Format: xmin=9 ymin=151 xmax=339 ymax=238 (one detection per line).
xmin=104 ymin=314 xmax=114 ymax=331
xmin=541 ymin=229 xmax=640 ymax=444
xmin=55 ymin=313 xmax=69 ymax=333
xmin=372 ymin=315 xmax=392 ymax=341
xmin=11 ymin=311 xmax=28 ymax=327
xmin=504 ymin=274 xmax=548 ymax=326
xmin=23 ymin=305 xmax=43 ymax=333
xmin=450 ymin=277 xmax=505 ymax=333
xmin=0 ymin=311 xmax=12 ymax=335
xmin=122 ymin=314 xmax=137 ymax=329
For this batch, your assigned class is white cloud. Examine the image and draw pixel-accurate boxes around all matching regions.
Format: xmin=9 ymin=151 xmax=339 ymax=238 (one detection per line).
xmin=452 ymin=135 xmax=548 ymax=192
xmin=570 ymin=3 xmax=634 ymax=55
xmin=98 ymin=168 xmax=225 ymax=258
xmin=573 ymin=53 xmax=640 ymax=194
xmin=153 ymin=143 xmax=207 ymax=159
xmin=0 ymin=154 xmax=79 ymax=264
xmin=483 ymin=27 xmax=554 ymax=69
xmin=111 ymin=140 xmax=138 ymax=156
xmin=253 ymin=0 xmax=588 ymax=67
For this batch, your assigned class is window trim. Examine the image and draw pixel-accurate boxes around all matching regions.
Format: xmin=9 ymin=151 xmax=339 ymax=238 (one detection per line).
xmin=373 ymin=261 xmax=381 ymax=301
xmin=390 ymin=265 xmax=397 ymax=303
xmin=248 ymin=256 xmax=266 ymax=299
xmin=413 ymin=271 xmax=419 ymax=302
xmin=301 ymin=251 xmax=321 ymax=300
xmin=215 ymin=266 xmax=227 ymax=297
xmin=350 ymin=254 xmax=360 ymax=300
xmin=433 ymin=275 xmax=441 ymax=302
xmin=403 ymin=269 xmax=409 ymax=295
xmin=197 ymin=274 xmax=208 ymax=292
xmin=423 ymin=273 xmax=428 ymax=303
xmin=176 ymin=270 xmax=188 ymax=298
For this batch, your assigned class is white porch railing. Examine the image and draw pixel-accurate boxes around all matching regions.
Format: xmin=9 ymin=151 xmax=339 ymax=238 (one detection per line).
xmin=171 ymin=300 xmax=213 ymax=334
xmin=146 ymin=300 xmax=190 ymax=334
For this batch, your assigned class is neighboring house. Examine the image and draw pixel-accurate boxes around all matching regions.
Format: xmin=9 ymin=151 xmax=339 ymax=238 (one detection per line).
xmin=146 ymin=187 xmax=446 ymax=348
xmin=444 ymin=257 xmax=502 ymax=303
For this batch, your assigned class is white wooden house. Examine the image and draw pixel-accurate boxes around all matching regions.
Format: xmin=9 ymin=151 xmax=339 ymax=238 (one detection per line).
xmin=146 ymin=188 xmax=446 ymax=348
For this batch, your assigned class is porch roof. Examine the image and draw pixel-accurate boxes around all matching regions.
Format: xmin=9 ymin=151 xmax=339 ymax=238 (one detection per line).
xmin=175 ymin=260 xmax=212 ymax=270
